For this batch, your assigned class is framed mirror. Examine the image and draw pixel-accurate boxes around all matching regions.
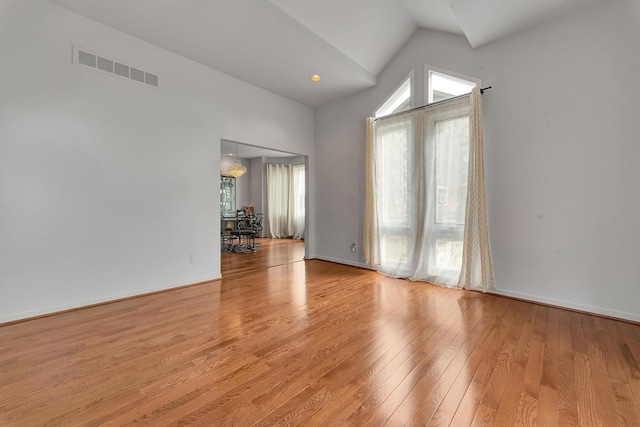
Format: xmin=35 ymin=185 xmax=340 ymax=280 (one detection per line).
xmin=220 ymin=175 xmax=236 ymax=218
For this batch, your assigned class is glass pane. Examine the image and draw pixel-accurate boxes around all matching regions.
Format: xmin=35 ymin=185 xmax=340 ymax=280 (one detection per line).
xmin=435 ymin=239 xmax=463 ymax=271
xmin=375 ymin=77 xmax=411 ymax=117
xmin=435 ymin=116 xmax=469 ymax=225
xmin=430 ymin=71 xmax=476 ymax=102
xmin=382 ymin=234 xmax=408 ymax=264
xmin=379 ymin=121 xmax=410 ymax=226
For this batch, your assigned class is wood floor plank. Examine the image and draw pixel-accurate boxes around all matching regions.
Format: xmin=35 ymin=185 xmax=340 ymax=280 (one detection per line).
xmin=1 ymin=238 xmax=640 ymax=425
xmin=490 ymin=303 xmax=539 ymax=426
xmin=510 ymin=337 xmax=544 ymax=426
xmin=593 ymin=319 xmax=640 ymax=425
xmin=476 ymin=301 xmax=536 ymax=425
xmin=537 ymin=307 xmax=560 ymax=427
xmin=596 ymin=318 xmax=640 ymax=423
xmin=470 ymin=403 xmax=496 ymax=427
xmin=557 ymin=320 xmax=580 ymax=426
xmin=582 ymin=315 xmax=619 ymax=426
xmin=574 ymin=351 xmax=602 ymax=427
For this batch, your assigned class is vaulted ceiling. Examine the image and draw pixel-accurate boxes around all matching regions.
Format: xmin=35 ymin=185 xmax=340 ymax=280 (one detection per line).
xmin=49 ymin=0 xmax=600 ymax=108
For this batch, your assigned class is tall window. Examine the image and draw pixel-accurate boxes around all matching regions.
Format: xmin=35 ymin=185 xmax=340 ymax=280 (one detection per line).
xmin=367 ymin=70 xmax=477 ymax=286
xmin=377 ymin=117 xmax=412 ymax=269
xmin=430 ymin=112 xmax=470 ymax=277
xmin=425 ymin=70 xmax=476 ymax=275
xmin=366 ymin=82 xmax=495 ymax=292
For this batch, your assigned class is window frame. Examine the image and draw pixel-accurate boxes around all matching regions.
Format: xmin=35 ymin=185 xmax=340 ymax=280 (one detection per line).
xmin=424 ymin=65 xmax=481 ymax=105
xmin=423 ymin=67 xmax=479 ymax=279
xmin=374 ymin=71 xmax=413 ymax=118
xmin=376 ymin=115 xmax=415 ymax=273
xmin=424 ymin=105 xmax=471 ymax=279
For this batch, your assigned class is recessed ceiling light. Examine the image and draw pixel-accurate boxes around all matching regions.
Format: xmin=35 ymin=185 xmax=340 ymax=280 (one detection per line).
xmin=310 ymin=74 xmax=321 ymax=82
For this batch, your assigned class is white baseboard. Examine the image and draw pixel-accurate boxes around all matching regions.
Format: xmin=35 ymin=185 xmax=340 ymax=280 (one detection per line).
xmin=1 ymin=275 xmax=220 ymax=324
xmin=306 ymin=258 xmax=639 ymax=323
xmin=311 ymin=255 xmax=372 ymax=270
xmin=7 ymin=271 xmax=637 ymax=325
xmin=490 ymin=289 xmax=640 ymax=323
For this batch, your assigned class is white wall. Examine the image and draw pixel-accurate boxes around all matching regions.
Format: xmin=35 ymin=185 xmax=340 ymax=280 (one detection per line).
xmin=249 ymin=157 xmax=265 ymax=236
xmin=236 ymin=164 xmax=252 ymax=211
xmin=315 ymin=0 xmax=640 ymax=321
xmin=0 ymin=0 xmax=314 ymax=323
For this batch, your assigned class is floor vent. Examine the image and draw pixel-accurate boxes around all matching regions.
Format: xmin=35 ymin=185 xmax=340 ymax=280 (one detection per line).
xmin=73 ymin=46 xmax=159 ymax=88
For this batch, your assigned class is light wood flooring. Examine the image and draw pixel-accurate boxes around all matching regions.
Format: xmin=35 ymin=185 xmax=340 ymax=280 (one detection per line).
xmin=1 ymin=238 xmax=640 ymax=426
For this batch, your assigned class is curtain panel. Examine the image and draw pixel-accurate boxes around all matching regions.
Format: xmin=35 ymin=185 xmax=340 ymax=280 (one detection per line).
xmin=459 ymin=88 xmax=496 ymax=291
xmin=364 ymin=117 xmax=379 ymax=265
xmin=267 ymin=164 xmax=305 ymax=239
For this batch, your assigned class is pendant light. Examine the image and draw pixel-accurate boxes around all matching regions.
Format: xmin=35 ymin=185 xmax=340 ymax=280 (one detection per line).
xmin=226 ymin=144 xmax=246 ymax=177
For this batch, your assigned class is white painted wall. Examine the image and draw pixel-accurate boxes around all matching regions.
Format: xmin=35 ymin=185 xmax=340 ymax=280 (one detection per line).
xmin=0 ymin=0 xmax=314 ymax=323
xmin=249 ymin=157 xmax=265 ymax=236
xmin=236 ymin=166 xmax=252 ymax=212
xmin=315 ymin=0 xmax=640 ymax=321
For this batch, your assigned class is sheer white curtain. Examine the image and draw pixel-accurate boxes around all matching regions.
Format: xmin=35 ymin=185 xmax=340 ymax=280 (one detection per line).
xmin=267 ymin=163 xmax=305 ymax=239
xmin=364 ymin=87 xmax=495 ymax=291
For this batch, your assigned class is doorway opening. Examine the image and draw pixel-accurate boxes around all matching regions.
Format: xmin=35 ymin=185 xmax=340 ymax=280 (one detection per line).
xmin=219 ymin=139 xmax=309 ymax=269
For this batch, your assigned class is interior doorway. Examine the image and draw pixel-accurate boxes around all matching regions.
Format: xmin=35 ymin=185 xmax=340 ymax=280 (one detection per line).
xmin=219 ymin=139 xmax=309 ymax=271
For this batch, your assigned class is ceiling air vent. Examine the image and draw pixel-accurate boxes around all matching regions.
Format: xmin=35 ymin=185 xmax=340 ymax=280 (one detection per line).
xmin=72 ymin=46 xmax=159 ymax=88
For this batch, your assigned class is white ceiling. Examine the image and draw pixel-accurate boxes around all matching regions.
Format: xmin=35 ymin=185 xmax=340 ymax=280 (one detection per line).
xmin=50 ymin=0 xmax=600 ymax=108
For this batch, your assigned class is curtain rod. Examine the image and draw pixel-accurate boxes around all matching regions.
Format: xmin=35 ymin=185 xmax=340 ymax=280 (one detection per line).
xmin=373 ymin=86 xmax=492 ymax=122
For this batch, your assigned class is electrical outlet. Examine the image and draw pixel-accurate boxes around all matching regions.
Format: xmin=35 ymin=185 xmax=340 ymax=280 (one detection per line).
xmin=190 ymin=253 xmax=196 ymax=263
xmin=351 ymin=243 xmax=356 ymax=253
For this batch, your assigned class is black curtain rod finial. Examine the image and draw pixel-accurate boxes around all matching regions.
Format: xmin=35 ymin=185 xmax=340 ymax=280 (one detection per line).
xmin=480 ymin=86 xmax=492 ymax=95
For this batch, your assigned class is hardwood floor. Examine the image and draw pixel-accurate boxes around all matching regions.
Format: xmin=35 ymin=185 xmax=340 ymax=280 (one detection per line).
xmin=221 ymin=238 xmax=306 ymax=276
xmin=1 ymin=238 xmax=640 ymax=426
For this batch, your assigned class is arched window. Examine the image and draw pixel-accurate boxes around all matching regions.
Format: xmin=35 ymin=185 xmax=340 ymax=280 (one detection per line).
xmin=374 ymin=75 xmax=411 ymax=118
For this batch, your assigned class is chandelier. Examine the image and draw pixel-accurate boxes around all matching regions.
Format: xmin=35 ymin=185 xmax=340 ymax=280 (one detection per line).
xmin=226 ymin=144 xmax=246 ymax=177
xmin=227 ymin=161 xmax=246 ymax=177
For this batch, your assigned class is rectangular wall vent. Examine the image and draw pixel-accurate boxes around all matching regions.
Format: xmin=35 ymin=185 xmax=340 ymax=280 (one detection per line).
xmin=114 ymin=62 xmax=129 ymax=78
xmin=72 ymin=46 xmax=159 ymax=88
xmin=78 ymin=50 xmax=96 ymax=68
